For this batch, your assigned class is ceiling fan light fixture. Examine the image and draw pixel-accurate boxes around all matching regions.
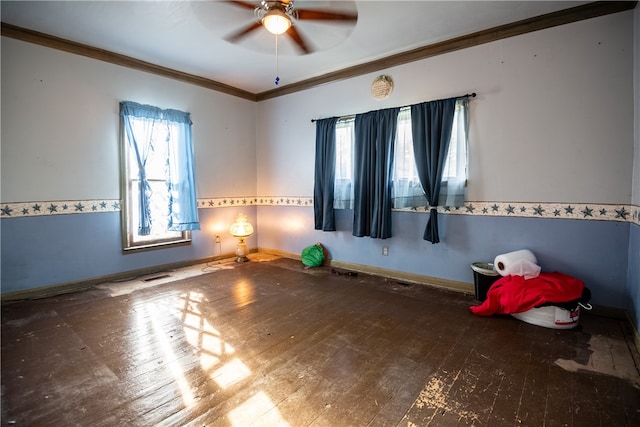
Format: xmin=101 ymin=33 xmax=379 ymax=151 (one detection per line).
xmin=262 ymin=9 xmax=291 ymax=35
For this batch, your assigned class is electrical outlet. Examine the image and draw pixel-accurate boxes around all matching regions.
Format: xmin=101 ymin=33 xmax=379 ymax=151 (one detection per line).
xmin=382 ymin=246 xmax=389 ymax=256
xmin=215 ymin=235 xmax=221 ymax=243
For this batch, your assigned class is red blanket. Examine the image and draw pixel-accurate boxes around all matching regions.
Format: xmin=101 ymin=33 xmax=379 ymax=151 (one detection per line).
xmin=470 ymin=272 xmax=585 ymax=316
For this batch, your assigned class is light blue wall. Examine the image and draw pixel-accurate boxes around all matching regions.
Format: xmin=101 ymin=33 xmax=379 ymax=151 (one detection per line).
xmin=258 ymin=206 xmax=631 ymax=309
xmin=628 ymin=224 xmax=640 ymax=327
xmin=1 ymin=207 xmax=257 ymax=294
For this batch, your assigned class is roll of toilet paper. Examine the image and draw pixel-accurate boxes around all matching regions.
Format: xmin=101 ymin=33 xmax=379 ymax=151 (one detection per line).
xmin=494 ymin=249 xmax=540 ymax=278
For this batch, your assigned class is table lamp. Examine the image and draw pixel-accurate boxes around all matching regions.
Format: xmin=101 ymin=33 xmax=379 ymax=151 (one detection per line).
xmin=229 ymin=213 xmax=253 ymax=262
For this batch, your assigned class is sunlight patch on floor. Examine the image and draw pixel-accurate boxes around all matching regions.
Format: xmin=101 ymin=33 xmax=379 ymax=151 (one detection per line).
xmin=176 ymin=291 xmax=288 ymax=424
xmin=97 ymin=261 xmax=235 ymax=297
xmin=211 ymin=357 xmax=252 ymax=389
xmin=228 ymin=391 xmax=290 ymax=427
xmin=179 ymin=292 xmax=239 ymax=375
xmin=146 ymin=302 xmax=196 ymax=407
xmin=126 ymin=271 xmax=289 ymax=424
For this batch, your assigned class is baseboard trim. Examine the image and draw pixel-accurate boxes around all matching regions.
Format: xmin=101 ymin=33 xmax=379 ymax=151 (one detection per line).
xmin=258 ymin=247 xmax=474 ymax=295
xmin=0 ymin=250 xmax=250 ymax=302
xmin=329 ymin=259 xmax=475 ymax=295
xmin=259 ymin=247 xmax=302 ymax=262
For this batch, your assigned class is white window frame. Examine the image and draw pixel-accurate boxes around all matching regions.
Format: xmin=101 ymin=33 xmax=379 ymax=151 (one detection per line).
xmin=120 ymin=114 xmax=192 ymax=252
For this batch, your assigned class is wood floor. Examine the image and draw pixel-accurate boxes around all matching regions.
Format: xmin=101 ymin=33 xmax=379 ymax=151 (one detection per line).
xmin=2 ymin=255 xmax=639 ymax=426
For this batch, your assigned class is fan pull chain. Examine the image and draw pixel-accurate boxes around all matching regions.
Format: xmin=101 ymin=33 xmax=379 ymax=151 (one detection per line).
xmin=274 ymin=33 xmax=280 ymax=86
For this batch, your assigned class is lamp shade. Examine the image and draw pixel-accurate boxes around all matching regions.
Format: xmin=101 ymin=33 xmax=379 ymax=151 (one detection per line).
xmin=230 ymin=214 xmax=254 ymax=238
xmin=262 ymin=10 xmax=291 ymax=35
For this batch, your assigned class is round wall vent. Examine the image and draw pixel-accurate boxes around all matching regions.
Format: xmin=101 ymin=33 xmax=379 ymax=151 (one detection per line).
xmin=371 ymin=75 xmax=393 ymax=100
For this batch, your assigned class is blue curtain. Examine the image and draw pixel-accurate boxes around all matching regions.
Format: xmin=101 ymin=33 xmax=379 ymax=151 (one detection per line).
xmin=353 ymin=108 xmax=400 ymax=239
xmin=120 ymin=101 xmax=200 ymax=234
xmin=165 ymin=109 xmax=200 ymax=231
xmin=120 ymin=102 xmax=155 ymax=235
xmin=313 ymin=117 xmax=338 ymax=231
xmin=411 ymin=98 xmax=457 ymax=243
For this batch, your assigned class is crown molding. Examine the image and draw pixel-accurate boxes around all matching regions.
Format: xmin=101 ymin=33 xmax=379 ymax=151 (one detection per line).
xmin=0 ymin=22 xmax=258 ymax=102
xmin=1 ymin=1 xmax=637 ymax=101
xmin=256 ymin=1 xmax=638 ymax=100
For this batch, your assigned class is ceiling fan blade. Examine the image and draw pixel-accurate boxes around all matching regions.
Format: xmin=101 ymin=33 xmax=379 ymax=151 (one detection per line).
xmin=296 ymin=9 xmax=358 ymax=21
xmin=286 ymin=26 xmax=312 ymax=54
xmin=227 ymin=1 xmax=258 ymax=11
xmin=225 ymin=21 xmax=263 ymax=43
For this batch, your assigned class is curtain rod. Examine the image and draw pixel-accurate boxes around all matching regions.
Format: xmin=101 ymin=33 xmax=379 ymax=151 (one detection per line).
xmin=310 ymin=92 xmax=476 ymax=123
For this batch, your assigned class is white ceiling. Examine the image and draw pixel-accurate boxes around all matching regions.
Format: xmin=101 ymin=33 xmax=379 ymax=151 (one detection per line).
xmin=1 ymin=1 xmax=591 ymax=95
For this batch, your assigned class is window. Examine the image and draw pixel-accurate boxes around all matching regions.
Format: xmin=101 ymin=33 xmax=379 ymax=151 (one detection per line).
xmin=334 ymin=117 xmax=355 ymax=209
xmin=392 ymin=101 xmax=468 ymax=208
xmin=392 ymin=107 xmax=424 ymax=208
xmin=333 ymin=100 xmax=468 ymax=209
xmin=120 ymin=102 xmax=200 ymax=251
xmin=439 ymin=99 xmax=468 ymax=207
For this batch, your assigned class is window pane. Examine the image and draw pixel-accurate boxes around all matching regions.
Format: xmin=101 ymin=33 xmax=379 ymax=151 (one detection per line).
xmin=335 ymin=119 xmax=354 ymax=180
xmin=334 ymin=118 xmax=355 ymax=209
xmin=129 ymin=180 xmax=181 ymax=244
xmin=393 ymin=108 xmax=416 ymax=180
xmin=392 ymin=108 xmax=425 ymax=208
xmin=121 ymin=108 xmax=191 ymax=250
xmin=442 ymin=114 xmax=458 ymax=179
xmin=438 ymin=99 xmax=468 ymax=207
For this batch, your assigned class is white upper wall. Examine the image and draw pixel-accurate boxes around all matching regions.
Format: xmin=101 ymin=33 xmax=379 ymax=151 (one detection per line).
xmin=257 ymin=11 xmax=635 ymax=205
xmin=1 ymin=38 xmax=257 ymax=202
xmin=2 ymin=10 xmax=634 ymax=206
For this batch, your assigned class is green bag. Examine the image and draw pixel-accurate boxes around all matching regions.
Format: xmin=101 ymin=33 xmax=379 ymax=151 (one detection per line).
xmin=301 ymin=243 xmax=325 ymax=267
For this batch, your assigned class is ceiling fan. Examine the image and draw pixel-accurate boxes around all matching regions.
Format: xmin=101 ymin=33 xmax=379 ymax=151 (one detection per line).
xmin=224 ymin=0 xmax=358 ymax=54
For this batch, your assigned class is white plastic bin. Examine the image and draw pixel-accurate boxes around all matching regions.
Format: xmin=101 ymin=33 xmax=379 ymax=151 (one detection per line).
xmin=511 ymin=306 xmax=580 ymax=329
